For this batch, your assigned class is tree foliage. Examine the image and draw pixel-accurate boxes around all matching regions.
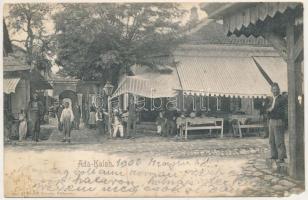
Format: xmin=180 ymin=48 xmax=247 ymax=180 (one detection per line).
xmin=6 ymin=3 xmax=54 ymax=72
xmin=53 ymin=3 xmax=186 ymax=85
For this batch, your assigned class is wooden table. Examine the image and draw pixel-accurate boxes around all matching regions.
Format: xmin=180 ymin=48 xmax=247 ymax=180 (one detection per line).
xmin=176 ymin=117 xmax=224 ymax=140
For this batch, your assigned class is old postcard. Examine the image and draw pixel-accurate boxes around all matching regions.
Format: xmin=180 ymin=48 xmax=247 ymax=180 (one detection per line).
xmin=2 ymin=0 xmax=306 ymax=198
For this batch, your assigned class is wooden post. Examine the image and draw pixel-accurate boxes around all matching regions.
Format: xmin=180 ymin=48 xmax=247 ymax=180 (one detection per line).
xmin=286 ymin=15 xmax=305 ymax=180
xmin=185 ymin=121 xmax=188 ymax=140
xmin=108 ymin=96 xmax=112 ymax=137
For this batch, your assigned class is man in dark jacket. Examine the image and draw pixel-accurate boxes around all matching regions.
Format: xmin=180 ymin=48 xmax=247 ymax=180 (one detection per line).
xmin=28 ymin=93 xmax=44 ymax=142
xmin=56 ymin=102 xmax=64 ymax=131
xmin=74 ymin=104 xmax=81 ymax=130
xmin=267 ymin=83 xmax=287 ymax=163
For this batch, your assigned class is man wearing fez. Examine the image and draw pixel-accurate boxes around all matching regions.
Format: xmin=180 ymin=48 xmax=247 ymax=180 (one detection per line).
xmin=267 ymin=83 xmax=287 ymax=163
xmin=28 ymin=93 xmax=44 ymax=142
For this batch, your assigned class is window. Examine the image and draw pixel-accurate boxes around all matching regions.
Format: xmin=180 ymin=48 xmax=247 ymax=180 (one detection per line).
xmin=200 ymin=96 xmax=208 ymax=111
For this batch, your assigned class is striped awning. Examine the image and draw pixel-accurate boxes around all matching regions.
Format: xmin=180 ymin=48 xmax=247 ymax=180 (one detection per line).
xmin=112 ymin=69 xmax=180 ymax=98
xmin=253 ymin=57 xmax=288 ymax=92
xmin=175 ymin=56 xmax=271 ymax=98
xmin=3 ymin=78 xmax=20 ymax=94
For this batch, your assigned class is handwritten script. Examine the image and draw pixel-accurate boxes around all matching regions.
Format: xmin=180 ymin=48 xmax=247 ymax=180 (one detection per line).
xmin=5 ymin=154 xmax=249 ymax=197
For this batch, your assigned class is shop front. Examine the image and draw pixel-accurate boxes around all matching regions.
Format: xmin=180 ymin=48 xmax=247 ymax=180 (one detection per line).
xmin=110 ymin=51 xmax=287 ymax=138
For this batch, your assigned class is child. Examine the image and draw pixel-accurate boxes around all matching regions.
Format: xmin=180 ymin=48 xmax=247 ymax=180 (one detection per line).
xmin=60 ymin=102 xmax=74 ymax=143
xmin=18 ymin=109 xmax=27 ymax=141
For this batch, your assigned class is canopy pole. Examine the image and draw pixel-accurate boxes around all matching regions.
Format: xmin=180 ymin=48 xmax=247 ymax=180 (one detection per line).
xmin=286 ymin=14 xmax=305 ymax=180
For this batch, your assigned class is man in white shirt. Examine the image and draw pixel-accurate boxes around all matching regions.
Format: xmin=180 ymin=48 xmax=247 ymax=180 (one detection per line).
xmin=60 ymin=102 xmax=74 ymax=143
xmin=113 ymin=110 xmax=124 ymax=138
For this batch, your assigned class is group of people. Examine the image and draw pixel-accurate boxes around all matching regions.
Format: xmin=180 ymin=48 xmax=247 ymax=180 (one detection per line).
xmin=156 ymin=111 xmax=177 ymax=137
xmin=4 ymin=93 xmax=45 ymax=143
xmin=108 ymin=97 xmax=138 ymax=139
xmin=85 ymin=103 xmax=109 ymax=136
xmin=5 ymin=83 xmax=287 ymax=166
xmin=84 ymin=97 xmax=140 ymax=139
xmin=53 ymin=97 xmax=139 ymax=142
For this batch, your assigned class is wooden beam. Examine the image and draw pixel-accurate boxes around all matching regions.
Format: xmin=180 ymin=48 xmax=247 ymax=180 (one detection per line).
xmin=262 ymin=31 xmax=287 ymax=61
xmin=294 ymin=31 xmax=303 ymax=62
xmin=286 ymin=15 xmax=305 ymax=180
xmin=286 ymin=14 xmax=297 ymax=180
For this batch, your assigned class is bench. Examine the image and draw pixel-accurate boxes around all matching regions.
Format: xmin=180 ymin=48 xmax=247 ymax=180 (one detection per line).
xmin=177 ymin=117 xmax=224 ymax=140
xmin=232 ymin=119 xmax=264 ymax=138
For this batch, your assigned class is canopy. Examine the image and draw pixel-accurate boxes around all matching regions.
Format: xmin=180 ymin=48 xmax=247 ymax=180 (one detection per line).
xmin=112 ymin=68 xmax=181 ymax=98
xmin=175 ymin=56 xmax=271 ymax=98
xmin=253 ymin=57 xmax=288 ymax=92
xmin=202 ymin=2 xmax=301 ymax=37
xmin=3 ymin=78 xmax=20 ymax=94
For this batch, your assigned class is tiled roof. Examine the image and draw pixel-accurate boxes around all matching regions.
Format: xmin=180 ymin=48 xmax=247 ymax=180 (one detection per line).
xmin=3 ymin=56 xmax=30 ymax=72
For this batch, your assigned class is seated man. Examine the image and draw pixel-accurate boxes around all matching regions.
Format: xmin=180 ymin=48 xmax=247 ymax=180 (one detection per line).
xmin=165 ymin=110 xmax=177 ymax=136
xmin=156 ymin=112 xmax=167 ymax=136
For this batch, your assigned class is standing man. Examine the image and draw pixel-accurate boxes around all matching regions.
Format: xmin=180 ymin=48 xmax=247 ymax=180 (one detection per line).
xmin=88 ymin=103 xmax=97 ymax=129
xmin=267 ymin=83 xmax=287 ymax=163
xmin=127 ymin=96 xmax=137 ymax=139
xmin=74 ymin=104 xmax=81 ymax=130
xmin=56 ymin=102 xmax=64 ymax=131
xmin=60 ymin=102 xmax=74 ymax=143
xmin=96 ymin=107 xmax=105 ymax=135
xmin=112 ymin=110 xmax=124 ymax=138
xmin=28 ymin=93 xmax=44 ymax=142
